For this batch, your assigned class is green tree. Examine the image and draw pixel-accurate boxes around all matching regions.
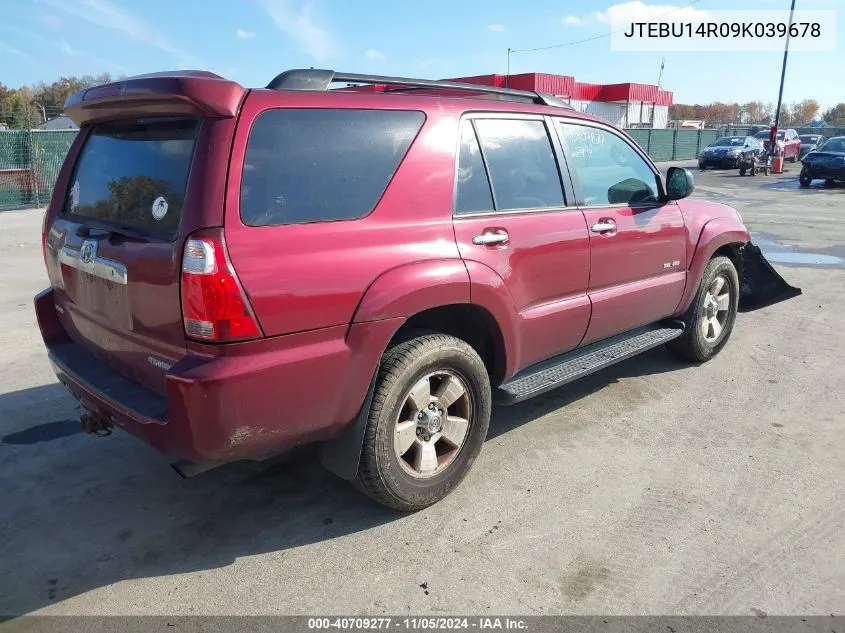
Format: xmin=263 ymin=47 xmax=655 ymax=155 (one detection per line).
xmin=823 ymin=103 xmax=845 ymax=125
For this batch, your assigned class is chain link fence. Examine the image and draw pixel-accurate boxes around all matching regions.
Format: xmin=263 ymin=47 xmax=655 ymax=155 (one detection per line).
xmin=0 ymin=129 xmax=78 ymax=210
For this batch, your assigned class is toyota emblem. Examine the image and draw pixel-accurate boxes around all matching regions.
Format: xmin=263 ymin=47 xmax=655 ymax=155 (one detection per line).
xmin=80 ymin=240 xmax=96 ymax=264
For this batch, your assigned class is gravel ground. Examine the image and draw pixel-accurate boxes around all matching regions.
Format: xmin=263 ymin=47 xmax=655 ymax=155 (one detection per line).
xmin=1 ymin=162 xmax=843 ymax=616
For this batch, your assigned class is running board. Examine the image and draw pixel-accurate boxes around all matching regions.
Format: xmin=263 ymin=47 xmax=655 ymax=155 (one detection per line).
xmin=495 ymin=323 xmax=685 ymax=404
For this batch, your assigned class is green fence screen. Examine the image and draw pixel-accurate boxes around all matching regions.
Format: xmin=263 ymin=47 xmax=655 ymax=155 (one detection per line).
xmin=0 ymin=129 xmax=77 ymax=210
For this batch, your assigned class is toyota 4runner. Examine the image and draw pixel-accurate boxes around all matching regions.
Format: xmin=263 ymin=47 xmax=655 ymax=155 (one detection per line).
xmin=35 ymin=69 xmax=800 ymax=511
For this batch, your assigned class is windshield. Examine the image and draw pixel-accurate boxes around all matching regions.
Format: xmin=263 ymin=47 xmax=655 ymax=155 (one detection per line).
xmin=799 ymin=135 xmax=821 ymax=143
xmin=756 ymin=131 xmax=785 ymax=141
xmin=65 ymin=117 xmax=198 ymax=240
xmin=819 ymin=138 xmax=845 ymax=152
xmin=712 ymin=137 xmax=746 ymax=147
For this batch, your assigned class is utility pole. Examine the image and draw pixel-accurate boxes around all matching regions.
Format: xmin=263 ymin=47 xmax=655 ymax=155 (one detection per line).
xmin=771 ymin=0 xmax=797 ymax=155
xmin=506 ymin=48 xmax=511 ymax=88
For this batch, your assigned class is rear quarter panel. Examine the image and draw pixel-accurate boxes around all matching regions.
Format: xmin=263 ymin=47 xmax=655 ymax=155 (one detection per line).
xmin=223 ymin=91 xmax=463 ymax=337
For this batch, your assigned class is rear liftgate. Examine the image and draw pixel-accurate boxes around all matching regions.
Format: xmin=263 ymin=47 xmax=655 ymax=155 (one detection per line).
xmin=739 ymin=243 xmax=802 ymax=311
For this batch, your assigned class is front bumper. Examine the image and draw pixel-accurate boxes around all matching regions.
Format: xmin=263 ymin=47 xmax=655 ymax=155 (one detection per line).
xmin=35 ymin=288 xmax=389 ymax=463
xmin=699 ymin=156 xmax=740 ymax=168
xmin=802 ymin=165 xmax=845 ymax=180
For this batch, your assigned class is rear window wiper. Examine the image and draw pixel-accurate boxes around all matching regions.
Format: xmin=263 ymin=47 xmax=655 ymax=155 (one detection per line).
xmin=75 ymin=223 xmax=150 ymax=241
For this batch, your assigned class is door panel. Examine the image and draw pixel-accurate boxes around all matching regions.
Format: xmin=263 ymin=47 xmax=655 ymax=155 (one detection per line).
xmin=557 ymin=120 xmax=687 ymax=345
xmin=453 ymin=117 xmax=591 ymax=371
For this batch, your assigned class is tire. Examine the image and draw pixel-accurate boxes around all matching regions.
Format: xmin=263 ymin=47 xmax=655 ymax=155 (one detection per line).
xmin=667 ymin=256 xmax=739 ymax=363
xmin=750 ymin=164 xmax=757 ymax=176
xmin=739 ymin=167 xmax=746 ymax=176
xmin=799 ymin=168 xmax=812 ymax=187
xmin=355 ymin=332 xmax=492 ymax=511
xmin=824 ymin=178 xmax=836 ymax=188
xmin=699 ymin=164 xmax=706 ymax=171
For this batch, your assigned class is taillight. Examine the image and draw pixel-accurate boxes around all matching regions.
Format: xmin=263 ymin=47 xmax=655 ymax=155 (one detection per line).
xmin=180 ymin=230 xmax=262 ymax=342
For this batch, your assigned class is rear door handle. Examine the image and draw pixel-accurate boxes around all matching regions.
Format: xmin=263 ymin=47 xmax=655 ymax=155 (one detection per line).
xmin=591 ymin=222 xmax=617 ymax=233
xmin=472 ymin=230 xmax=509 ymax=246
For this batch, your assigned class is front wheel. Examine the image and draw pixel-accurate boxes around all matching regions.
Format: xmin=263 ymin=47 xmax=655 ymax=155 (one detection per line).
xmin=739 ymin=167 xmax=746 ymax=176
xmin=667 ymin=256 xmax=739 ymax=363
xmin=799 ymin=168 xmax=812 ymax=187
xmin=355 ymin=333 xmax=492 ymax=511
xmin=750 ymin=164 xmax=757 ymax=176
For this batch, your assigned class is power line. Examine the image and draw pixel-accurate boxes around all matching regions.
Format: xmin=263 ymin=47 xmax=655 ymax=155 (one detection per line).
xmin=509 ymin=0 xmax=702 ymax=54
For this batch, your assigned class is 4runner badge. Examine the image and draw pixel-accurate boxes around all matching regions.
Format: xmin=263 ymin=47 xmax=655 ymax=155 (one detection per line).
xmin=147 ymin=356 xmax=172 ymax=371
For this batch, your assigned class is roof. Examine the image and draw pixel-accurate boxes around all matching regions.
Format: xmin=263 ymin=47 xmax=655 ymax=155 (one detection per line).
xmin=37 ymin=115 xmax=78 ymax=130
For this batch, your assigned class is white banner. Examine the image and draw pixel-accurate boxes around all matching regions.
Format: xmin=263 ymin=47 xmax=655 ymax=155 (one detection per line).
xmin=611 ymin=9 xmax=836 ymax=52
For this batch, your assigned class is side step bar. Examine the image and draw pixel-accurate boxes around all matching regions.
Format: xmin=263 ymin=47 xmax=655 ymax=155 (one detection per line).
xmin=495 ymin=323 xmax=685 ymax=404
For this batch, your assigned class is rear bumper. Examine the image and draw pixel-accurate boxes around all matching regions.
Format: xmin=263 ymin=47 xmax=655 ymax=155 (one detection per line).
xmin=36 ymin=288 xmax=397 ymax=463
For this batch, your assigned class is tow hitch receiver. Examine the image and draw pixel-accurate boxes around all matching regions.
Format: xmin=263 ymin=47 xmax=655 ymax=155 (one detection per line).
xmin=740 ymin=242 xmax=802 ymax=311
xmin=80 ymin=411 xmax=113 ymax=436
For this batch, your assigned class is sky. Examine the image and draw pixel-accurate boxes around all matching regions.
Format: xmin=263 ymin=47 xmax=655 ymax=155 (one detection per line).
xmin=1 ymin=0 xmax=843 ymax=108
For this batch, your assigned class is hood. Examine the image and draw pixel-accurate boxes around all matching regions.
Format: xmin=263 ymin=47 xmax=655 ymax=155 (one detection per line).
xmin=803 ymin=150 xmax=845 ymax=162
xmin=678 ymin=198 xmax=741 ymax=221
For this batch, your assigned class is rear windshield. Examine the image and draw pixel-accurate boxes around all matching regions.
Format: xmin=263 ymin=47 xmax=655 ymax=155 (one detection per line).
xmin=65 ymin=117 xmax=198 ymax=239
xmin=240 ymin=109 xmax=425 ymax=227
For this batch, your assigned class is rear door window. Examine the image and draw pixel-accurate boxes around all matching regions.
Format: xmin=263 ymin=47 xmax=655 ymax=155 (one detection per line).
xmin=65 ymin=117 xmax=198 ymax=239
xmin=240 ymin=109 xmax=425 ymax=227
xmin=472 ymin=118 xmax=565 ymax=211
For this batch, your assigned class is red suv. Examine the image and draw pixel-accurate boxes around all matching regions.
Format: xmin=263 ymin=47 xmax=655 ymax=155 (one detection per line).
xmin=754 ymin=128 xmax=801 ymax=162
xmin=36 ymin=70 xmax=798 ymax=510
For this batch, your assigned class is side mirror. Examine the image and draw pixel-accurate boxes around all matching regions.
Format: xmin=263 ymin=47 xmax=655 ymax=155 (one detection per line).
xmin=666 ymin=166 xmax=695 ymax=201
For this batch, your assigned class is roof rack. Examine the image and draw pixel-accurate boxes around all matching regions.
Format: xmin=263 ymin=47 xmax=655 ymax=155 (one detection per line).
xmin=265 ymin=69 xmax=573 ymax=109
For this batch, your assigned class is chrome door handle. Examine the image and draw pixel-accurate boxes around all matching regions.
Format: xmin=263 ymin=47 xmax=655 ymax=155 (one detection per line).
xmin=472 ymin=231 xmax=509 ymax=246
xmin=591 ymin=222 xmax=616 ymax=233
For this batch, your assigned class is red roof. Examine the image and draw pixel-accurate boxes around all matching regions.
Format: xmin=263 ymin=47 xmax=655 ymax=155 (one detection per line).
xmin=338 ymin=72 xmax=672 ymax=106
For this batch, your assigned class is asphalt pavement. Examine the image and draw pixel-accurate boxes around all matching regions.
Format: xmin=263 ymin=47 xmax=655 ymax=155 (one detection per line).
xmin=1 ymin=162 xmax=843 ymax=616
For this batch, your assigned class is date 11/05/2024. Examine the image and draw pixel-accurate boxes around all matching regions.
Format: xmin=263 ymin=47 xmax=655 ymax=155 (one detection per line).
xmin=308 ymin=617 xmax=528 ymax=630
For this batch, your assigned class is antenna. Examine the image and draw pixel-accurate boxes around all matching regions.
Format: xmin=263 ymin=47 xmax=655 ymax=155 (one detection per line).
xmin=657 ymin=57 xmax=665 ymax=88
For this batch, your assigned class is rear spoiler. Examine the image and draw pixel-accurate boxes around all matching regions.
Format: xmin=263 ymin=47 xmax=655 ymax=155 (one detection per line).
xmin=64 ymin=71 xmax=248 ymax=126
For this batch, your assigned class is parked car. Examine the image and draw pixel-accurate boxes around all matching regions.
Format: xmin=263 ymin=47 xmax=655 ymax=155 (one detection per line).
xmin=798 ymin=134 xmax=825 ymax=159
xmin=754 ymin=128 xmax=801 ymax=162
xmin=35 ymin=69 xmax=799 ymax=511
xmin=799 ymin=136 xmax=845 ymax=187
xmin=698 ymin=136 xmax=764 ymax=170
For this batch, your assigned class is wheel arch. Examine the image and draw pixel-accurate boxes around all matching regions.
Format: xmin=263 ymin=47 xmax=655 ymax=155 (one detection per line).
xmin=674 ymin=217 xmax=750 ymax=316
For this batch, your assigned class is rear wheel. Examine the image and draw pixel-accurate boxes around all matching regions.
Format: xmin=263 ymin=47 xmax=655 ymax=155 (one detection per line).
xmin=699 ymin=163 xmax=707 ymax=171
xmin=799 ymin=168 xmax=812 ymax=187
xmin=739 ymin=167 xmax=746 ymax=176
xmin=667 ymin=256 xmax=739 ymax=363
xmin=750 ymin=163 xmax=757 ymax=176
xmin=824 ymin=178 xmax=836 ymax=188
xmin=355 ymin=333 xmax=492 ymax=511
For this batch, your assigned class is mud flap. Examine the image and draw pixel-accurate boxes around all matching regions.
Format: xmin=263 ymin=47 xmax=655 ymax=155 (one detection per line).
xmin=319 ymin=369 xmax=378 ymax=481
xmin=739 ymin=242 xmax=802 ymax=312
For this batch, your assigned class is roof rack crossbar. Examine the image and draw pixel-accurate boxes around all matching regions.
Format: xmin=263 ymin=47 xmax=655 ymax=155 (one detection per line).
xmin=265 ymin=69 xmax=573 ymax=109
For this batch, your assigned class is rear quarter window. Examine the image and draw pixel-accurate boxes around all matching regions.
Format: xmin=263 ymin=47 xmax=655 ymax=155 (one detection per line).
xmin=240 ymin=109 xmax=425 ymax=227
